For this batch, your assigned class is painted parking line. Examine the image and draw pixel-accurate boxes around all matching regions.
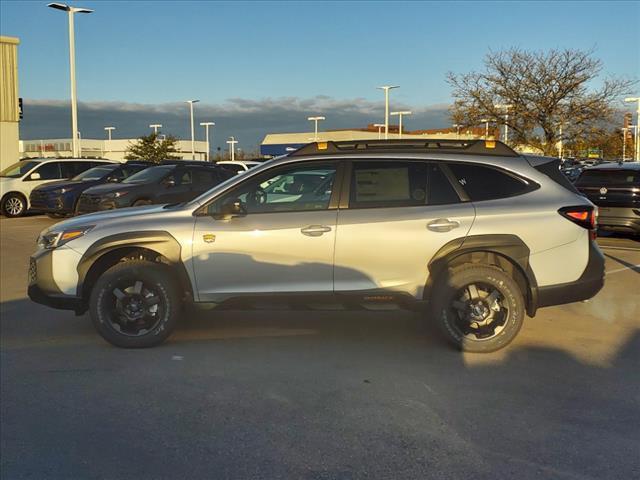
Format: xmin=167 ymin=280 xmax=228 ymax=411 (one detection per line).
xmin=605 ymin=265 xmax=640 ymax=275
xmin=599 ymin=245 xmax=640 ymax=252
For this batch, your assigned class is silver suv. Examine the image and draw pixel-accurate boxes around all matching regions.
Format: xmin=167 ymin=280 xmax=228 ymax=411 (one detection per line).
xmin=28 ymin=140 xmax=605 ymax=352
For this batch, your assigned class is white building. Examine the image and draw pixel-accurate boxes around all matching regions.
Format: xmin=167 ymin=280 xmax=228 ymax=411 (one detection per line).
xmin=19 ymin=138 xmax=209 ymax=161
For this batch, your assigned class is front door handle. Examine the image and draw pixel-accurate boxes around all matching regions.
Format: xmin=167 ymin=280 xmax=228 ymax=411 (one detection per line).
xmin=301 ymin=225 xmax=332 ymax=237
xmin=427 ymin=218 xmax=460 ymax=232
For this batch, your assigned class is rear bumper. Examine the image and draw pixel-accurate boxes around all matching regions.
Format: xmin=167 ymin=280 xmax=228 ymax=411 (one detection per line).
xmin=597 ymin=207 xmax=640 ymax=233
xmin=536 ymin=238 xmax=605 ymax=308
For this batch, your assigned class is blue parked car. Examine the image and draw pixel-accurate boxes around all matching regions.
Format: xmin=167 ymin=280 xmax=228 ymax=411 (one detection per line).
xmin=29 ymin=162 xmax=150 ymax=217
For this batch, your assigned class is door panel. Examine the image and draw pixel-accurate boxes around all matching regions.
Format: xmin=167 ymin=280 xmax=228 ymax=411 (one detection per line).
xmin=333 ymin=203 xmax=475 ymax=298
xmin=193 ymin=211 xmax=337 ymax=300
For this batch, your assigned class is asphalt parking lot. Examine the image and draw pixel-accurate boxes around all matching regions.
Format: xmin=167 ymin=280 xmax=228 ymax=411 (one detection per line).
xmin=1 ymin=216 xmax=639 ymax=480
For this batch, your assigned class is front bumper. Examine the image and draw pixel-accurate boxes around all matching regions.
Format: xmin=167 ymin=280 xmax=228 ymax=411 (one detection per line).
xmin=27 ymin=250 xmax=84 ymax=313
xmin=29 ymin=192 xmax=74 ymax=214
xmin=536 ymin=238 xmax=605 ymax=308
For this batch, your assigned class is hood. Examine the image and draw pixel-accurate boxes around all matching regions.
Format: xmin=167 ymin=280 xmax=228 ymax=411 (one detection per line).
xmin=49 ymin=203 xmax=172 ymax=231
xmin=82 ymin=182 xmax=139 ymax=195
xmin=33 ymin=179 xmax=94 ymax=192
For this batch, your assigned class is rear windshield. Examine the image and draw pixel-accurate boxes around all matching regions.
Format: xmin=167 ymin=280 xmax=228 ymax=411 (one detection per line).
xmin=0 ymin=161 xmax=39 ymax=178
xmin=122 ymin=165 xmax=174 ymax=184
xmin=576 ymin=169 xmax=639 ymax=186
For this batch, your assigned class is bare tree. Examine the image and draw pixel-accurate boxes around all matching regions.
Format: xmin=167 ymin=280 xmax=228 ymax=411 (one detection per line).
xmin=447 ymin=48 xmax=636 ymax=155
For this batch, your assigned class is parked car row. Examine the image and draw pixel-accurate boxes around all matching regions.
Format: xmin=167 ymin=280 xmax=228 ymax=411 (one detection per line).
xmin=0 ymin=158 xmax=246 ymax=218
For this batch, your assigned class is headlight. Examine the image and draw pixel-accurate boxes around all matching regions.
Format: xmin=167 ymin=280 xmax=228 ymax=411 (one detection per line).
xmin=106 ymin=191 xmax=129 ymax=198
xmin=37 ymin=226 xmax=94 ymax=250
xmin=52 ymin=187 xmax=69 ymax=194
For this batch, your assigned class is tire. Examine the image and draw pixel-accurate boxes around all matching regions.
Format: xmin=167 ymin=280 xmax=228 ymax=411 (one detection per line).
xmin=89 ymin=260 xmax=181 ymax=348
xmin=1 ymin=193 xmax=27 ymax=218
xmin=429 ymin=264 xmax=525 ymax=353
xmin=133 ymin=199 xmax=152 ymax=207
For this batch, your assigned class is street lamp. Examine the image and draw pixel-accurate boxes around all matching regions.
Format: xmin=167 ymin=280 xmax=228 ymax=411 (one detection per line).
xmin=373 ymin=123 xmax=385 ymax=140
xmin=186 ymin=99 xmax=199 ymax=160
xmin=200 ymin=122 xmax=215 ymax=161
xmin=47 ymin=3 xmax=93 ymax=158
xmin=377 ymin=85 xmax=399 ymax=139
xmin=625 ymin=97 xmax=640 ymax=161
xmin=390 ymin=111 xmax=412 ymax=139
xmin=480 ymin=119 xmax=491 ymax=139
xmin=628 ymin=125 xmax=639 ymax=163
xmin=307 ymin=116 xmax=325 ymax=141
xmin=495 ymin=104 xmax=514 ymax=144
xmin=104 ymin=126 xmax=115 ymax=141
xmin=149 ymin=124 xmax=162 ymax=134
xmin=452 ymin=123 xmax=461 ymax=139
xmin=226 ymin=136 xmax=238 ymax=161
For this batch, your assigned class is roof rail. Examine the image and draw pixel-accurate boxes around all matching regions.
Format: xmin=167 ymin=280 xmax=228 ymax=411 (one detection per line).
xmin=288 ymin=139 xmax=519 ymax=157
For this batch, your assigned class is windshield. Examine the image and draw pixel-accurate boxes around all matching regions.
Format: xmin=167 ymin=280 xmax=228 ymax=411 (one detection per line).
xmin=122 ymin=165 xmax=174 ymax=184
xmin=0 ymin=161 xmax=40 ymax=178
xmin=72 ymin=165 xmax=117 ymax=181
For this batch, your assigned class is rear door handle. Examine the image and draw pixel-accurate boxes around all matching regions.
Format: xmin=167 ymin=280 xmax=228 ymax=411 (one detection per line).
xmin=427 ymin=218 xmax=460 ymax=232
xmin=301 ymin=225 xmax=332 ymax=237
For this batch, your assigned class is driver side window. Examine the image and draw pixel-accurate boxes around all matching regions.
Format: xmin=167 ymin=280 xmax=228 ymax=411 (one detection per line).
xmin=207 ymin=163 xmax=337 ymax=215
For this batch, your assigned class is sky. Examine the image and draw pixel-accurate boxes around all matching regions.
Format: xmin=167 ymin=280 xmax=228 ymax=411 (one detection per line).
xmin=1 ymin=0 xmax=639 ymax=150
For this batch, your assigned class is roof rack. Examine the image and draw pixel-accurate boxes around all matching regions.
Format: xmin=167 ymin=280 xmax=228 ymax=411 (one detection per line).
xmin=288 ymin=139 xmax=519 ymax=158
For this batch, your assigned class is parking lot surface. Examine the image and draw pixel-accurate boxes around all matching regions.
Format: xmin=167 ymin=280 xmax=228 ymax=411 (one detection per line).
xmin=1 ymin=216 xmax=639 ymax=479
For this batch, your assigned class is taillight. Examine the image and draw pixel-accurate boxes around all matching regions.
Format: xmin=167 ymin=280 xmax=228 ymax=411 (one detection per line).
xmin=558 ymin=206 xmax=597 ymax=237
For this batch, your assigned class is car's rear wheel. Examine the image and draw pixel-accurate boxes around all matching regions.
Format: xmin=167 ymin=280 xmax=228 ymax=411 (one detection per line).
xmin=1 ymin=193 xmax=27 ymax=218
xmin=90 ymin=260 xmax=181 ymax=348
xmin=430 ymin=264 xmax=525 ymax=353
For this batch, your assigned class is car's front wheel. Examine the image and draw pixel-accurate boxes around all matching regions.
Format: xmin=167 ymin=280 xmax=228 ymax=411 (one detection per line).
xmin=430 ymin=264 xmax=525 ymax=353
xmin=1 ymin=193 xmax=27 ymax=218
xmin=90 ymin=260 xmax=181 ymax=348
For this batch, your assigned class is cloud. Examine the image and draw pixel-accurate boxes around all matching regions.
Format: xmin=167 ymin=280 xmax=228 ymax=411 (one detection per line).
xmin=20 ymin=97 xmax=452 ymax=152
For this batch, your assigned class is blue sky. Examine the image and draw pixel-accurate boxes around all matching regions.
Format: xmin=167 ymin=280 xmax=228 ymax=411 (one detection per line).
xmin=1 ymin=0 xmax=638 ymax=148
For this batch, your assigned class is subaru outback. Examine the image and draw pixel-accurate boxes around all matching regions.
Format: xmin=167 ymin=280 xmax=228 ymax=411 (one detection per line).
xmin=28 ymin=140 xmax=605 ymax=352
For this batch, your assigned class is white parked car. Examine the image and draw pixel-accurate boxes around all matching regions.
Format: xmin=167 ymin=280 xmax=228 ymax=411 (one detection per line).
xmin=1 ymin=158 xmax=115 ymax=217
xmin=215 ymin=161 xmax=261 ymax=175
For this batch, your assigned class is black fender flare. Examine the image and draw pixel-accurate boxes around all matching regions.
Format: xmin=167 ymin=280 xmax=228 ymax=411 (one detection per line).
xmin=76 ymin=230 xmax=192 ymax=301
xmin=427 ymin=234 xmax=539 ymax=316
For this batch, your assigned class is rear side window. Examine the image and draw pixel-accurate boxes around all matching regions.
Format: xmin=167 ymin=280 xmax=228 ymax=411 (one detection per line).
xmin=60 ymin=161 xmax=93 ymax=178
xmin=428 ymin=164 xmax=462 ymax=205
xmin=448 ymin=163 xmax=533 ymax=201
xmin=350 ymin=161 xmax=429 ymax=208
xmin=192 ymin=168 xmax=219 ymax=187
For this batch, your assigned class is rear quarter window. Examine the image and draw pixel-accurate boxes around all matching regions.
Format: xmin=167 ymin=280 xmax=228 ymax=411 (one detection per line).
xmin=448 ymin=163 xmax=535 ymax=201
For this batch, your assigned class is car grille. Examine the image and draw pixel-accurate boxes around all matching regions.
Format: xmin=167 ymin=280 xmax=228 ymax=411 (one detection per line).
xmin=76 ymin=194 xmax=102 ymax=214
xmin=28 ymin=257 xmax=37 ymax=285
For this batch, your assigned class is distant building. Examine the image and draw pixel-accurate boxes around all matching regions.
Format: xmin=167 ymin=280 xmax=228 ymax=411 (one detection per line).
xmin=0 ymin=36 xmax=20 ymax=171
xmin=19 ymin=138 xmax=209 ymax=161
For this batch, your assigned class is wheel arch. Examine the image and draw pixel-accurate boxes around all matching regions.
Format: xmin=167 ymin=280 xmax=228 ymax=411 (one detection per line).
xmin=1 ymin=191 xmax=28 ymax=212
xmin=425 ymin=234 xmax=539 ymax=317
xmin=76 ymin=231 xmax=194 ymax=312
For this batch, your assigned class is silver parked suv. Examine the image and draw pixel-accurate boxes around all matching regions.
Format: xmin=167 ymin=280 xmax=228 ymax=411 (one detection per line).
xmin=28 ymin=140 xmax=605 ymax=352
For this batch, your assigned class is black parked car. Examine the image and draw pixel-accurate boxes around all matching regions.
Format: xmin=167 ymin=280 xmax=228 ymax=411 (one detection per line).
xmin=575 ymin=162 xmax=640 ymax=236
xmin=29 ymin=162 xmax=150 ymax=218
xmin=76 ymin=161 xmax=234 ymax=214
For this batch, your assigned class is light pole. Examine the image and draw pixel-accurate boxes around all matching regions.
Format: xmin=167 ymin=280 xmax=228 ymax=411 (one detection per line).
xmin=452 ymin=123 xmax=461 ymax=139
xmin=186 ymin=99 xmax=199 ymax=160
xmin=622 ymin=127 xmax=628 ymax=161
xmin=625 ymin=97 xmax=640 ymax=161
xmin=226 ymin=136 xmax=238 ymax=161
xmin=390 ymin=111 xmax=412 ymax=139
xmin=374 ymin=123 xmax=385 ymax=140
xmin=104 ymin=126 xmax=115 ymax=155
xmin=149 ymin=124 xmax=162 ymax=134
xmin=307 ymin=116 xmax=325 ymax=141
xmin=629 ymin=125 xmax=639 ymax=163
xmin=558 ymin=124 xmax=563 ymax=159
xmin=377 ymin=85 xmax=399 ymax=139
xmin=47 ymin=3 xmax=93 ymax=158
xmin=495 ymin=104 xmax=514 ymax=145
xmin=200 ymin=122 xmax=215 ymax=161
xmin=480 ymin=119 xmax=491 ymax=139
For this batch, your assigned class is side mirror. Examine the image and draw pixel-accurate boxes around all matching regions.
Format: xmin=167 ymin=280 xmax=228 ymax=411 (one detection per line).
xmin=215 ymin=198 xmax=246 ymax=220
xmin=30 ymin=172 xmax=41 ymax=180
xmin=107 ymin=176 xmax=120 ymax=183
xmin=164 ymin=178 xmax=176 ymax=188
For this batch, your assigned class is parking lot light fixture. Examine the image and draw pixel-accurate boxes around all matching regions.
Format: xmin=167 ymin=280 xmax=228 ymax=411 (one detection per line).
xmin=307 ymin=116 xmax=326 ymax=141
xmin=373 ymin=123 xmax=385 ymax=139
xmin=226 ymin=136 xmax=238 ymax=161
xmin=377 ymin=85 xmax=399 ymax=140
xmin=47 ymin=3 xmax=93 ymax=158
xmin=104 ymin=126 xmax=115 ymax=141
xmin=390 ymin=111 xmax=412 ymax=139
xmin=200 ymin=122 xmax=215 ymax=162
xmin=149 ymin=124 xmax=162 ymax=135
xmin=495 ymin=104 xmax=514 ymax=145
xmin=186 ymin=100 xmax=200 ymax=160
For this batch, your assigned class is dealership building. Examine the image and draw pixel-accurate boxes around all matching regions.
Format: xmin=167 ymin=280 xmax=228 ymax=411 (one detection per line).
xmin=0 ymin=36 xmax=20 ymax=171
xmin=19 ymin=138 xmax=210 ymax=162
